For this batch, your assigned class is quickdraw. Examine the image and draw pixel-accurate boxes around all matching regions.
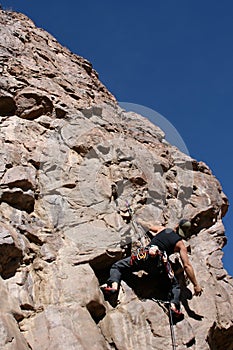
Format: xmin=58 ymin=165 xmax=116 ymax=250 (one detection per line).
xmin=130 ymin=247 xmax=149 ymax=265
xmin=137 ymin=247 xmax=148 ymax=260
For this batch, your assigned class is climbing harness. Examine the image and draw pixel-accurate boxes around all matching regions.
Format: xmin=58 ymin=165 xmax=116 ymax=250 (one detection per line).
xmin=130 ymin=245 xmax=175 ymax=280
xmin=151 ymin=298 xmax=177 ymax=350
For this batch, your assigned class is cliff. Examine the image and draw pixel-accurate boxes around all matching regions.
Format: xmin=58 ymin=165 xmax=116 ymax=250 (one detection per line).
xmin=0 ymin=9 xmax=232 ymax=350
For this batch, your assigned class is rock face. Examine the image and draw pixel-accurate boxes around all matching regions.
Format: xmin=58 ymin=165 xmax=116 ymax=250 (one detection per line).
xmin=0 ymin=9 xmax=232 ymax=350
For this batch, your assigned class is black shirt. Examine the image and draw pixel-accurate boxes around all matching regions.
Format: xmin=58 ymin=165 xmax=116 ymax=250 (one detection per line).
xmin=148 ymin=228 xmax=182 ymax=256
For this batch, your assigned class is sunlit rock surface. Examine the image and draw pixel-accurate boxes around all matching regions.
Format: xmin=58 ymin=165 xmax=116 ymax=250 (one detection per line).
xmin=0 ymin=9 xmax=232 ymax=350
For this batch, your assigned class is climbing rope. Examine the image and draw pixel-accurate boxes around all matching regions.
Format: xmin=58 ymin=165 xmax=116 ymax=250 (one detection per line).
xmin=168 ymin=304 xmax=177 ymax=350
xmin=151 ymin=298 xmax=177 ymax=350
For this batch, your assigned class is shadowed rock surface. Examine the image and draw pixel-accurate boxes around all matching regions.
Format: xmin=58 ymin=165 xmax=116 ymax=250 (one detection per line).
xmin=0 ymin=8 xmax=232 ymax=350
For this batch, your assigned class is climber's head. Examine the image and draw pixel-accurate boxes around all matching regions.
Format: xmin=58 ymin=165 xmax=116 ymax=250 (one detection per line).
xmin=177 ymin=219 xmax=191 ymax=239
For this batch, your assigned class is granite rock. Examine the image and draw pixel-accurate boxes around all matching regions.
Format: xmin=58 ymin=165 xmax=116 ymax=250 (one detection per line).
xmin=0 ymin=8 xmax=232 ymax=350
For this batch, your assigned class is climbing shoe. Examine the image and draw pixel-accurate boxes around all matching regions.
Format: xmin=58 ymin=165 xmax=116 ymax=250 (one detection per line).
xmin=100 ymin=285 xmax=118 ymax=295
xmin=170 ymin=306 xmax=184 ymax=321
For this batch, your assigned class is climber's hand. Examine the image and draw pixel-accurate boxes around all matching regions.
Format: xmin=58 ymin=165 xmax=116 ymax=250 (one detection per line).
xmin=194 ymin=284 xmax=203 ymax=296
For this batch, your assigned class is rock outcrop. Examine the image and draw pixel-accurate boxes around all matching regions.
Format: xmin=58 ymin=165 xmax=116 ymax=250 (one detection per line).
xmin=0 ymin=8 xmax=232 ymax=350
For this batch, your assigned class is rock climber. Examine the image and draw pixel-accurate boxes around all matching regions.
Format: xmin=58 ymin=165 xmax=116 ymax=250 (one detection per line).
xmin=102 ymin=219 xmax=203 ymax=319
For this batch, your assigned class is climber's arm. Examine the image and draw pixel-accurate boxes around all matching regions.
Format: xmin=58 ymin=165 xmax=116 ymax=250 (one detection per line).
xmin=137 ymin=219 xmax=164 ymax=235
xmin=175 ymin=240 xmax=203 ymax=296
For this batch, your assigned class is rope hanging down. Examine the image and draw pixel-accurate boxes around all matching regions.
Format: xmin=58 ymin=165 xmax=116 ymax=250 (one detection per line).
xmin=151 ymin=298 xmax=177 ymax=350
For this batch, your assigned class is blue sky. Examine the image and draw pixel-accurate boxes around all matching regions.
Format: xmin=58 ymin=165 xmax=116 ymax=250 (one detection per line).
xmin=1 ymin=1 xmax=232 ymax=276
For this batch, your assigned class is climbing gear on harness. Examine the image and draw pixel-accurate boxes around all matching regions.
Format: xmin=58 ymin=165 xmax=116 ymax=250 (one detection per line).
xmin=136 ymin=247 xmax=148 ymax=260
xmin=130 ymin=247 xmax=149 ymax=265
xmin=152 ymin=298 xmax=178 ymax=350
xmin=130 ymin=244 xmax=175 ymax=280
xmin=130 ymin=244 xmax=162 ymax=262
